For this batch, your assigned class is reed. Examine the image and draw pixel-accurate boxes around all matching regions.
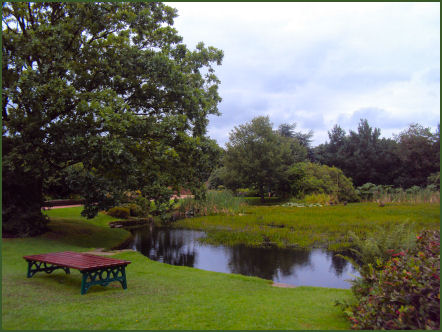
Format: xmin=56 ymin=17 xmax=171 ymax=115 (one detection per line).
xmin=177 ymin=190 xmax=246 ymax=216
xmin=357 ymin=184 xmax=440 ymax=204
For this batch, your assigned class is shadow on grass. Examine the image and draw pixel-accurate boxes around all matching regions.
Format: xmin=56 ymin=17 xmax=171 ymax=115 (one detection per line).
xmin=44 ymin=219 xmax=131 ymax=250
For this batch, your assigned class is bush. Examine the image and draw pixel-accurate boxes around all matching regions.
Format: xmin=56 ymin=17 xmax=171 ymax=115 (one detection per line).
xmin=427 ymin=172 xmax=440 ymax=189
xmin=343 ymin=230 xmax=440 ymax=330
xmin=107 ymin=206 xmax=130 ymax=219
xmin=287 ymin=162 xmax=358 ymax=202
xmin=125 ymin=203 xmax=144 ymax=217
xmin=355 ymin=182 xmax=378 ymax=201
xmin=303 ymin=193 xmax=335 ymax=205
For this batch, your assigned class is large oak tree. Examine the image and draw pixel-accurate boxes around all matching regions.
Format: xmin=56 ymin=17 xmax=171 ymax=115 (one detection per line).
xmin=2 ymin=2 xmax=223 ymax=236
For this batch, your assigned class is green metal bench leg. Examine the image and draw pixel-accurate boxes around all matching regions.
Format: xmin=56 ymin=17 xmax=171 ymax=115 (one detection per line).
xmin=120 ymin=266 xmax=128 ymax=289
xmin=81 ymin=272 xmax=89 ymax=295
xmin=80 ymin=265 xmax=128 ymax=295
xmin=27 ymin=260 xmax=70 ymax=278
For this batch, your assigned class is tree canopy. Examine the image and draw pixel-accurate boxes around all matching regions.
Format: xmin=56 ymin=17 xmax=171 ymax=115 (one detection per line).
xmin=315 ymin=119 xmax=403 ymax=186
xmin=221 ymin=116 xmax=307 ymax=199
xmin=2 ymin=2 xmax=223 ymax=236
xmin=393 ymin=123 xmax=440 ymax=188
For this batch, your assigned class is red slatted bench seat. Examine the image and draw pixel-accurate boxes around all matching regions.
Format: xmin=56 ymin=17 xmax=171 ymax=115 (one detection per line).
xmin=24 ymin=251 xmax=131 ymax=294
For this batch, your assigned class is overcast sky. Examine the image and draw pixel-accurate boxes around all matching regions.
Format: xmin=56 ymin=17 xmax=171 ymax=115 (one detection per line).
xmin=170 ymin=2 xmax=440 ymax=147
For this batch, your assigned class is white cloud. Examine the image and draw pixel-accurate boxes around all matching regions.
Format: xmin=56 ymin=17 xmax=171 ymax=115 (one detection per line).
xmin=170 ymin=2 xmax=440 ymax=147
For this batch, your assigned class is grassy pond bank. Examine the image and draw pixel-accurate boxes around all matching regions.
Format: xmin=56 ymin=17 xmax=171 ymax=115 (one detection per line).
xmin=2 ymin=201 xmax=439 ymax=329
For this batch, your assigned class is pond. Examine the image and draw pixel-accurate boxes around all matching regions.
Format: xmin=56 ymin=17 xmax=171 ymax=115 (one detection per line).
xmin=123 ymin=225 xmax=359 ymax=289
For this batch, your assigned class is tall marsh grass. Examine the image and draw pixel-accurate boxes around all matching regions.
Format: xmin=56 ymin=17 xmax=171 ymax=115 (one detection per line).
xmin=376 ymin=189 xmax=439 ymax=204
xmin=178 ymin=190 xmax=246 ymax=216
xmin=357 ymin=184 xmax=440 ymax=204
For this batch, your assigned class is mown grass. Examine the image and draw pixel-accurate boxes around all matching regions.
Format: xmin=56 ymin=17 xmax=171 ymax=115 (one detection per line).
xmin=173 ymin=202 xmax=440 ymax=250
xmin=2 ymin=207 xmax=353 ymax=330
xmin=43 ymin=206 xmax=119 ymax=228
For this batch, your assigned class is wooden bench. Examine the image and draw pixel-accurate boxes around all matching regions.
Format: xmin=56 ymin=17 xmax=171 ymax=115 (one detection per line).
xmin=23 ymin=251 xmax=131 ymax=295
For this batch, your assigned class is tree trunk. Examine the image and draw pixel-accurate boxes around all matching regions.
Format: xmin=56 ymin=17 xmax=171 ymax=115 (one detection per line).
xmin=2 ymin=166 xmax=48 ymax=237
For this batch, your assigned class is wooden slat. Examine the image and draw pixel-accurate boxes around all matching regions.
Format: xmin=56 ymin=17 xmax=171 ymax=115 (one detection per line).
xmin=23 ymin=251 xmax=131 ymax=271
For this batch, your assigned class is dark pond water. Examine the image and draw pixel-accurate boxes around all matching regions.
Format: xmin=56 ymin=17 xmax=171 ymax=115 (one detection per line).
xmin=124 ymin=225 xmax=359 ymax=289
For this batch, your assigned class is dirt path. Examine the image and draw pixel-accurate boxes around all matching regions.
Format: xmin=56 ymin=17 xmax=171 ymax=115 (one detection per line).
xmin=42 ymin=204 xmax=83 ymax=210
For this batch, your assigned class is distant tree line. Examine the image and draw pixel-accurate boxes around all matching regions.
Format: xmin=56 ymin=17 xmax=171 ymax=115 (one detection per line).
xmin=209 ymin=116 xmax=440 ymax=200
xmin=313 ymin=120 xmax=440 ymax=188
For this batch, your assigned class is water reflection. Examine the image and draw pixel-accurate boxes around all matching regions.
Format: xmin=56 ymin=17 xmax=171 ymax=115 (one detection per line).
xmin=131 ymin=224 xmax=198 ymax=266
xmin=126 ymin=225 xmax=358 ymax=289
xmin=227 ymin=245 xmax=312 ymax=280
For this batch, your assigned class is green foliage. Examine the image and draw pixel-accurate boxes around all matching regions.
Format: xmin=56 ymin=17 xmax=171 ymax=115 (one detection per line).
xmin=342 ymin=223 xmax=418 ymax=274
xmin=178 ymin=190 xmax=245 ymax=216
xmin=125 ymin=203 xmax=144 ymax=217
xmin=314 ymin=120 xmax=399 ymax=186
xmin=2 ymin=2 xmax=223 ymax=236
xmin=222 ymin=116 xmax=307 ymax=199
xmin=427 ymin=171 xmax=440 ymax=189
xmin=355 ymin=182 xmax=378 ymax=201
xmin=394 ymin=123 xmax=440 ymax=188
xmin=108 ymin=202 xmax=146 ymax=219
xmin=236 ymin=188 xmax=259 ymax=197
xmin=174 ymin=203 xmax=439 ymax=249
xmin=107 ymin=206 xmax=130 ymax=219
xmin=356 ymin=183 xmax=440 ymax=204
xmin=207 ymin=166 xmax=227 ymax=190
xmin=314 ymin=120 xmax=440 ymax=188
xmin=2 ymin=137 xmax=48 ymax=236
xmin=343 ymin=230 xmax=440 ymax=330
xmin=287 ymin=162 xmax=358 ymax=202
xmin=303 ymin=193 xmax=333 ymax=205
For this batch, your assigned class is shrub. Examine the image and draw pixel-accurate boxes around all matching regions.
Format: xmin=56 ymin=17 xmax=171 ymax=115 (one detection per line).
xmin=343 ymin=230 xmax=440 ymax=330
xmin=287 ymin=162 xmax=358 ymax=202
xmin=427 ymin=172 xmax=440 ymax=189
xmin=303 ymin=193 xmax=335 ymax=205
xmin=107 ymin=206 xmax=130 ymax=219
xmin=355 ymin=182 xmax=378 ymax=201
xmin=125 ymin=203 xmax=144 ymax=217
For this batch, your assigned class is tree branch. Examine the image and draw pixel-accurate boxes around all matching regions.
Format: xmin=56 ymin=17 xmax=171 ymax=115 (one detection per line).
xmin=86 ymin=29 xmax=118 ymax=45
xmin=2 ymin=96 xmax=9 ymax=121
xmin=27 ymin=3 xmax=35 ymax=29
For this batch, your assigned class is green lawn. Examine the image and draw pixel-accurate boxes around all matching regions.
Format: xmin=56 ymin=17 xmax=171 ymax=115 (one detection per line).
xmin=2 ymin=207 xmax=353 ymax=330
xmin=174 ymin=202 xmax=440 ymax=249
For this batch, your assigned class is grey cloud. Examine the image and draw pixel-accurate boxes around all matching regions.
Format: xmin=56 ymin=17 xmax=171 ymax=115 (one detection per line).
xmin=336 ymin=107 xmax=434 ymax=134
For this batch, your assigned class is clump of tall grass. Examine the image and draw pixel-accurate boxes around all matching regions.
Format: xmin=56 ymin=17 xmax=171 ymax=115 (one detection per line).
xmin=178 ymin=190 xmax=246 ymax=217
xmin=356 ymin=183 xmax=440 ymax=204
